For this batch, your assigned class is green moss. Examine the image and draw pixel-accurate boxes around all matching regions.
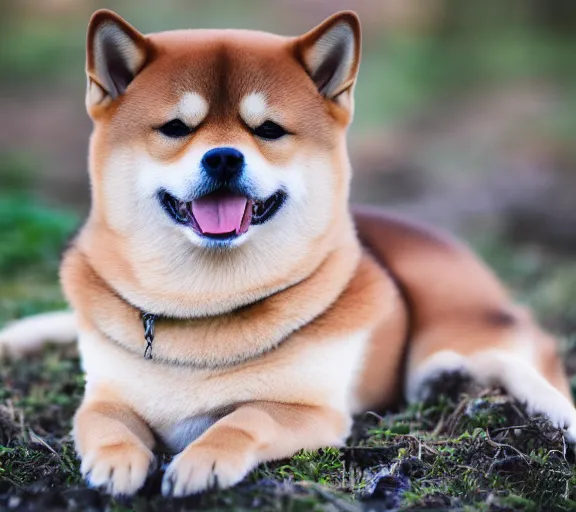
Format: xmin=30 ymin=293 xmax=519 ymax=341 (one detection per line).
xmin=0 ymin=194 xmax=78 ymax=278
xmin=260 ymin=448 xmax=344 ymax=486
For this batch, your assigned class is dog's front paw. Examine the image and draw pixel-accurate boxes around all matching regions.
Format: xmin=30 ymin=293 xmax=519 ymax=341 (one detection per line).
xmin=162 ymin=445 xmax=255 ymax=496
xmin=81 ymin=442 xmax=156 ymax=496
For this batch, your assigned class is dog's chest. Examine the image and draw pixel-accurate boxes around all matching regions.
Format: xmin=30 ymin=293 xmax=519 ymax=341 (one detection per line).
xmin=79 ymin=327 xmax=371 ymax=441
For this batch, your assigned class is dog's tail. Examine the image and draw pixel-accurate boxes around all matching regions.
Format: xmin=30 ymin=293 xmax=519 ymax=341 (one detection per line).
xmin=0 ymin=311 xmax=77 ymax=358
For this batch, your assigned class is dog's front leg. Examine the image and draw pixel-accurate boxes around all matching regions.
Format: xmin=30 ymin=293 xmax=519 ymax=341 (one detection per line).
xmin=162 ymin=401 xmax=350 ymax=497
xmin=73 ymin=387 xmax=157 ymax=496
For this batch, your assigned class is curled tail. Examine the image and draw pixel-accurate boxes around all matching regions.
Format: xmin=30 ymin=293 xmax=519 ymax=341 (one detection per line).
xmin=0 ymin=311 xmax=77 ymax=358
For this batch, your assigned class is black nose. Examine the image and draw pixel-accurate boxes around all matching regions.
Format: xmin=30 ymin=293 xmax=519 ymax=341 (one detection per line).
xmin=201 ymin=147 xmax=244 ymax=181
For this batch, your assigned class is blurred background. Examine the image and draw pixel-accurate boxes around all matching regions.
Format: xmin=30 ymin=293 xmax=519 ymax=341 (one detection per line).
xmin=0 ymin=0 xmax=575 ymax=369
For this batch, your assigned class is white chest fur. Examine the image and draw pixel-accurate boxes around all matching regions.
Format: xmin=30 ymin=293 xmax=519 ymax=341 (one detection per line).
xmin=78 ymin=327 xmax=371 ymax=447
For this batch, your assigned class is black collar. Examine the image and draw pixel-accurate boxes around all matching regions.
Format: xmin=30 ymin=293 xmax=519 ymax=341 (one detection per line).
xmin=136 ymin=282 xmax=303 ymax=361
xmin=141 ymin=312 xmax=158 ymax=359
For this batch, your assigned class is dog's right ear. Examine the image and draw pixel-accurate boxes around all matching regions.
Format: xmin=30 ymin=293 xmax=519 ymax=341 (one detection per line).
xmin=86 ymin=10 xmax=151 ymax=110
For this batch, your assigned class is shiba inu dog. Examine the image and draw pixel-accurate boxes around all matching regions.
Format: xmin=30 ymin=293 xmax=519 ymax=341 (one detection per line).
xmin=1 ymin=9 xmax=575 ymax=498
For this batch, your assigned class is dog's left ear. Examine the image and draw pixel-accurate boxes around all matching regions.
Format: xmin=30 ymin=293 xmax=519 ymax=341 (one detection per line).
xmin=295 ymin=11 xmax=361 ymax=108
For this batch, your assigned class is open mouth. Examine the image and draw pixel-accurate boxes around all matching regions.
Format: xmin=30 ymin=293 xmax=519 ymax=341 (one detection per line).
xmin=159 ymin=189 xmax=286 ymax=240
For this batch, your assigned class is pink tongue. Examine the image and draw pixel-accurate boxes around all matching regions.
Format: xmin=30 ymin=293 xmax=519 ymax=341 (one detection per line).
xmin=191 ymin=193 xmax=250 ymax=235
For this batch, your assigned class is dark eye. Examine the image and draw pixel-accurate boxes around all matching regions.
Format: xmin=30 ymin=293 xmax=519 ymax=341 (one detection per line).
xmin=158 ymin=119 xmax=192 ymax=138
xmin=253 ymin=121 xmax=287 ymax=140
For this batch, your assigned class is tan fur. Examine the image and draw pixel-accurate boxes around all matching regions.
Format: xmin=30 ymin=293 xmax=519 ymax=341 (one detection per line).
xmin=74 ymin=386 xmax=156 ymax=496
xmin=0 ymin=9 xmax=574 ymax=497
xmin=354 ymin=207 xmax=576 ymax=433
xmin=162 ymin=402 xmax=348 ymax=496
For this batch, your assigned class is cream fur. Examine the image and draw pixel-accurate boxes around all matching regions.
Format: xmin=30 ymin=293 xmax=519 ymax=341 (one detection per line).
xmin=175 ymin=92 xmax=209 ymax=127
xmin=78 ymin=326 xmax=369 ymax=431
xmin=239 ymin=92 xmax=268 ymax=128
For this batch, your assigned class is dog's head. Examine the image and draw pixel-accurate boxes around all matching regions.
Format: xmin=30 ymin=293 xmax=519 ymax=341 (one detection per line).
xmin=82 ymin=10 xmax=361 ymax=314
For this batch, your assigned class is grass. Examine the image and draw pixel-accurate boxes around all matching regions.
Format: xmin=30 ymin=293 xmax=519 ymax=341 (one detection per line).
xmin=0 ymin=193 xmax=76 ymax=327
xmin=1 ymin=196 xmax=576 ymax=511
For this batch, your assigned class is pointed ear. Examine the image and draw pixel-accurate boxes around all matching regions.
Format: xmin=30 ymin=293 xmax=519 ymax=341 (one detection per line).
xmin=295 ymin=11 xmax=361 ymax=102
xmin=86 ymin=9 xmax=151 ymax=108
